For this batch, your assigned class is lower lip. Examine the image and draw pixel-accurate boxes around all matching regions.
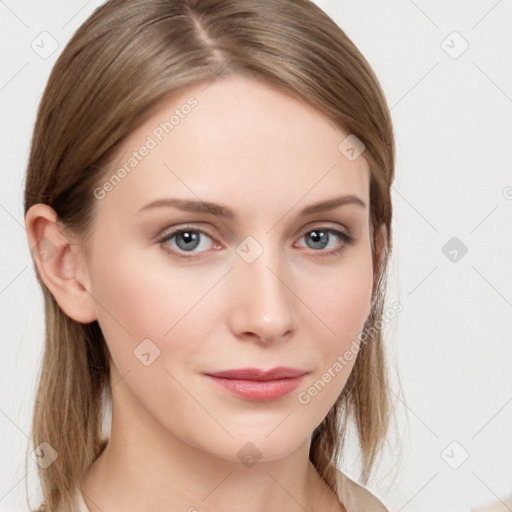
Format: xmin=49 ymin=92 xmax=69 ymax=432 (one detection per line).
xmin=205 ymin=375 xmax=305 ymax=402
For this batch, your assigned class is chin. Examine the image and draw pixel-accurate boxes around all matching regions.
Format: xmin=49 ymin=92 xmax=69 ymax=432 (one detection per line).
xmin=196 ymin=427 xmax=311 ymax=466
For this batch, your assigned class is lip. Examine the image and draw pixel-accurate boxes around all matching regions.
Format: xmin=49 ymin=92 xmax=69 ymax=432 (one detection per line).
xmin=204 ymin=367 xmax=308 ymax=402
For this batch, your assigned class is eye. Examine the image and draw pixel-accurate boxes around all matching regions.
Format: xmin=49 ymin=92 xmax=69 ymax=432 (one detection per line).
xmin=157 ymin=227 xmax=217 ymax=260
xmin=295 ymin=227 xmax=355 ymax=257
xmin=157 ymin=225 xmax=355 ymax=261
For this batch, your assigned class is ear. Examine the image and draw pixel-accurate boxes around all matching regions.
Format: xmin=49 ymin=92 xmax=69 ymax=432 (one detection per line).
xmin=371 ymin=223 xmax=388 ymax=305
xmin=25 ymin=203 xmax=97 ymax=324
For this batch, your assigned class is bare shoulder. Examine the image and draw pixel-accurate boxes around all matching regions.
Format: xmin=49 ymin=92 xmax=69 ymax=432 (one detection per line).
xmin=335 ymin=469 xmax=389 ymax=512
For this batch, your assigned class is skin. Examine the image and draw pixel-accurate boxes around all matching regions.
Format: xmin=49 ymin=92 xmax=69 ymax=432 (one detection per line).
xmin=26 ymin=74 xmax=386 ymax=511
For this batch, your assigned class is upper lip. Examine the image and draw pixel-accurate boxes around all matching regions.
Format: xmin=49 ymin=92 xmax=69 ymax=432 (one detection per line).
xmin=205 ymin=367 xmax=308 ymax=381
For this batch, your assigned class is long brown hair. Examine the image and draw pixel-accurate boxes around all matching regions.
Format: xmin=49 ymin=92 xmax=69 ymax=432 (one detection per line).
xmin=24 ymin=0 xmax=396 ymax=509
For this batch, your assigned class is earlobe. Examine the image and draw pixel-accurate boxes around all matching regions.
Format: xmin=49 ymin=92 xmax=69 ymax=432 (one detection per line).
xmin=25 ymin=203 xmax=97 ymax=324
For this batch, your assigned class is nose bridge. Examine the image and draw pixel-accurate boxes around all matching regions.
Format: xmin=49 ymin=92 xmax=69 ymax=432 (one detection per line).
xmin=229 ymin=234 xmax=295 ymax=342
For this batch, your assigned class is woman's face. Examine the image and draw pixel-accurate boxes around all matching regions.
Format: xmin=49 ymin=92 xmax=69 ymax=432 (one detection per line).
xmin=80 ymin=74 xmax=378 ymax=462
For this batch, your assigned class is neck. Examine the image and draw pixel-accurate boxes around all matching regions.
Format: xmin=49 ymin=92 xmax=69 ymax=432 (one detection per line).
xmin=80 ymin=368 xmax=343 ymax=512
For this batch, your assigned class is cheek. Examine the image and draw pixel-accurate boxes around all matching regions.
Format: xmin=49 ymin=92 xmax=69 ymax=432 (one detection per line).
xmin=87 ymin=247 xmax=214 ymax=423
xmin=88 ymin=240 xmax=217 ymax=367
xmin=297 ymin=250 xmax=373 ymax=396
xmin=323 ymin=272 xmax=372 ymax=343
xmin=306 ymin=250 xmax=374 ymax=347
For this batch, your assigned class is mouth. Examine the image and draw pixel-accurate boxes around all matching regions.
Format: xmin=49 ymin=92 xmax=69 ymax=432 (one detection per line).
xmin=203 ymin=367 xmax=308 ymax=402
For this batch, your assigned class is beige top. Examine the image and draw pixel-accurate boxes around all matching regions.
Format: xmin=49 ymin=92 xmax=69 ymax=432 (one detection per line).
xmin=67 ymin=469 xmax=387 ymax=512
xmin=336 ymin=469 xmax=388 ymax=511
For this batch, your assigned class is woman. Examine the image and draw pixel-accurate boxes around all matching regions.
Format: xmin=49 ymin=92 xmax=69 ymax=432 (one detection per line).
xmin=24 ymin=0 xmax=396 ymax=510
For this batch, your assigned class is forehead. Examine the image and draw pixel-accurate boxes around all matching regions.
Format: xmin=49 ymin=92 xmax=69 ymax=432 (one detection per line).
xmin=96 ymin=74 xmax=370 ymax=219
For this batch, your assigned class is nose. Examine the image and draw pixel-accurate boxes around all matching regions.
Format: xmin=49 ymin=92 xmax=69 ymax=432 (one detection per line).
xmin=227 ymin=242 xmax=297 ymax=345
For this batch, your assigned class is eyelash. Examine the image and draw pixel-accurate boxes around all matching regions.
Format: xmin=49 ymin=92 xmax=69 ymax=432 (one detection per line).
xmin=156 ymin=225 xmax=355 ymax=261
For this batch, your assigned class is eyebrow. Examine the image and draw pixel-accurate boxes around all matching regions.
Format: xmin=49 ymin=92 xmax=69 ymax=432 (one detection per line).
xmin=137 ymin=194 xmax=367 ymax=218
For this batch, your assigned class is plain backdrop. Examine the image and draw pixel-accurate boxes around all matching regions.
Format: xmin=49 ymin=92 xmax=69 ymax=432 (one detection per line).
xmin=1 ymin=1 xmax=511 ymax=511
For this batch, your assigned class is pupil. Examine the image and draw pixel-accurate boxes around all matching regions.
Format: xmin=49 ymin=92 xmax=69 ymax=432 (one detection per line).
xmin=177 ymin=231 xmax=199 ymax=250
xmin=308 ymin=230 xmax=327 ymax=249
